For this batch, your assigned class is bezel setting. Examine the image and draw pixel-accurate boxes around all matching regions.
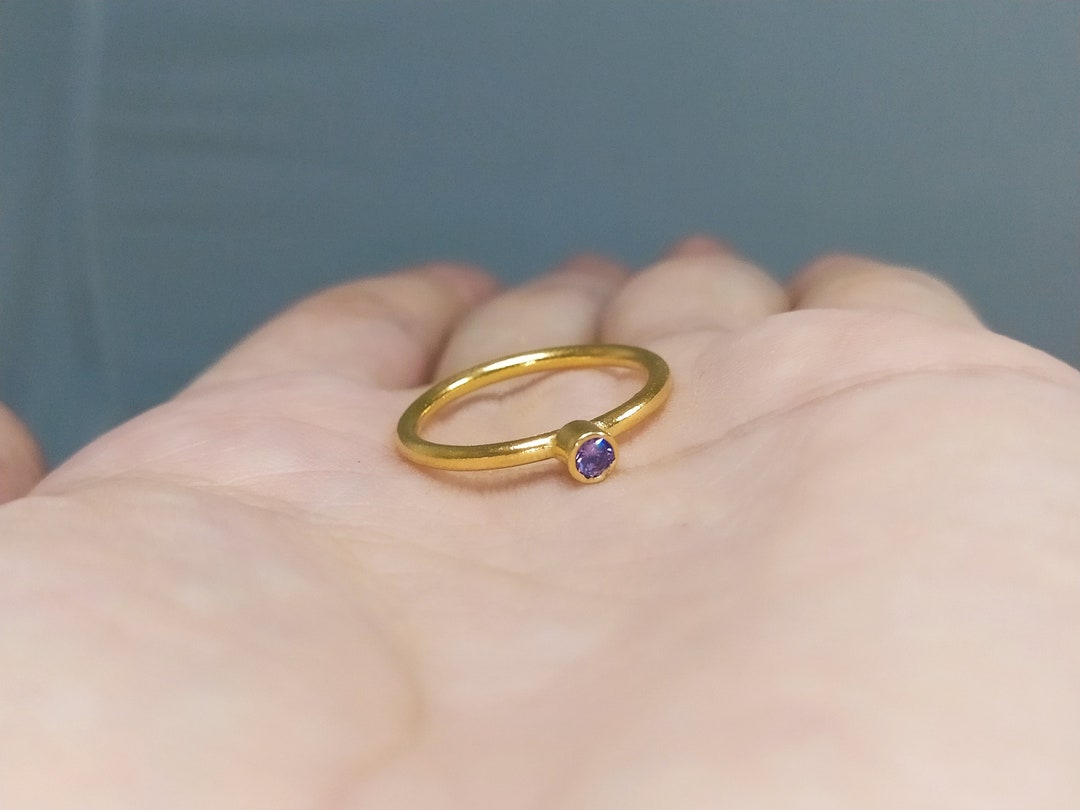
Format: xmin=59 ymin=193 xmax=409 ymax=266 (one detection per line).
xmin=556 ymin=420 xmax=619 ymax=483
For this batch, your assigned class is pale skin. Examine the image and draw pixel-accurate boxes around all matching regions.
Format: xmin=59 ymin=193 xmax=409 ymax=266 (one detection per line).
xmin=0 ymin=237 xmax=1077 ymax=808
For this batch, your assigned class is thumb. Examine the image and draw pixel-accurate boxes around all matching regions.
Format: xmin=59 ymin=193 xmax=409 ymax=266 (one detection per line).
xmin=0 ymin=403 xmax=45 ymax=503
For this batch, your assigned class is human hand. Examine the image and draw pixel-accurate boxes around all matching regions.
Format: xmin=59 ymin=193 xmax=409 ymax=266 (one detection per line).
xmin=2 ymin=238 xmax=1078 ymax=808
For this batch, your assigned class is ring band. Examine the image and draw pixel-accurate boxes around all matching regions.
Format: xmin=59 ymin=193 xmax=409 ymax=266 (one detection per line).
xmin=396 ymin=344 xmax=672 ymax=483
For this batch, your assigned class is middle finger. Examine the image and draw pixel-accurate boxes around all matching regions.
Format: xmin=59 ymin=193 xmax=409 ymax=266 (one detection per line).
xmin=434 ymin=255 xmax=627 ymax=379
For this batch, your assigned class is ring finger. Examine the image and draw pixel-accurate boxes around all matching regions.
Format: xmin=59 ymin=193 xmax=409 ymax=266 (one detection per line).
xmin=789 ymin=253 xmax=983 ymax=327
xmin=601 ymin=236 xmax=789 ymax=345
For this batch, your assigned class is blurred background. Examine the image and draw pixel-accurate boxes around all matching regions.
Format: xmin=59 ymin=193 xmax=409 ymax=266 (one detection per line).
xmin=2 ymin=1 xmax=1078 ymax=463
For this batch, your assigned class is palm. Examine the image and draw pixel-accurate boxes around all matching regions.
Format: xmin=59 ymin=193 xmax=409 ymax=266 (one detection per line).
xmin=3 ymin=249 xmax=1078 ymax=808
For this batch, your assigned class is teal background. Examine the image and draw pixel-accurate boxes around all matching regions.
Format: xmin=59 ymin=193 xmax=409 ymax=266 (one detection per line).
xmin=2 ymin=2 xmax=1078 ymax=462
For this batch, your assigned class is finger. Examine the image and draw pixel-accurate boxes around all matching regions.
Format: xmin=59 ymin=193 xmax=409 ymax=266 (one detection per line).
xmin=0 ymin=404 xmax=45 ymax=503
xmin=435 ymin=254 xmax=627 ymax=378
xmin=600 ymin=235 xmax=789 ymax=344
xmin=187 ymin=263 xmax=498 ymax=392
xmin=789 ymin=253 xmax=983 ymax=327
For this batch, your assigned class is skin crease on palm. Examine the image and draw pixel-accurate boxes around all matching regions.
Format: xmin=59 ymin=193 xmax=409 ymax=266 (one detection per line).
xmin=0 ymin=238 xmax=1078 ymax=809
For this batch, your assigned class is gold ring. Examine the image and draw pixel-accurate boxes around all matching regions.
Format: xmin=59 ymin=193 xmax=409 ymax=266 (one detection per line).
xmin=396 ymin=344 xmax=672 ymax=483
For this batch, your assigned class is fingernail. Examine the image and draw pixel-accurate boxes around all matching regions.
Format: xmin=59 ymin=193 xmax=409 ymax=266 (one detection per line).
xmin=665 ymin=234 xmax=734 ymax=258
xmin=423 ymin=262 xmax=501 ymax=302
xmin=553 ymin=253 xmax=627 ymax=281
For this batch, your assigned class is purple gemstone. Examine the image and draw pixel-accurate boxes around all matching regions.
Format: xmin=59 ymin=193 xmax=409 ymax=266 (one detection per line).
xmin=575 ymin=437 xmax=615 ymax=479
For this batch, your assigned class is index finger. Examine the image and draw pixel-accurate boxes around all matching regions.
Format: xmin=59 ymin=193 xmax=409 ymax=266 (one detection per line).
xmin=186 ymin=263 xmax=499 ymax=394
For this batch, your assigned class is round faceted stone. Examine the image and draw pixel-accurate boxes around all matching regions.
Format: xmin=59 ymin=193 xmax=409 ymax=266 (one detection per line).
xmin=574 ymin=437 xmax=616 ymax=480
